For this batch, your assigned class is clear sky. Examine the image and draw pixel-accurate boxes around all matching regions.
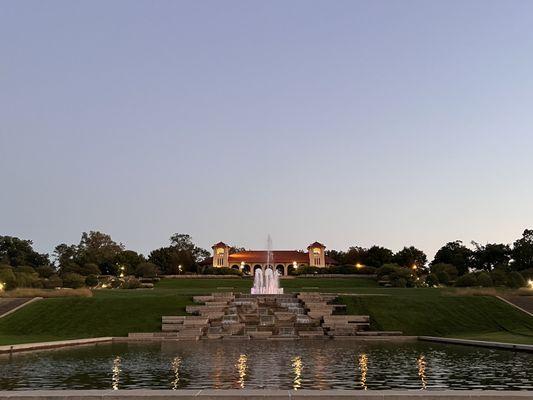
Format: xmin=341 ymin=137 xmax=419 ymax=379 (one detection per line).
xmin=1 ymin=1 xmax=533 ymax=259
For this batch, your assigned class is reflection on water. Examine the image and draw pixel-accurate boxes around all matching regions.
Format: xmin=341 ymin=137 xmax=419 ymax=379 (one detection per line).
xmin=171 ymin=356 xmax=181 ymax=390
xmin=417 ymin=354 xmax=427 ymax=390
xmin=235 ymin=354 xmax=247 ymax=389
xmin=111 ymin=356 xmax=121 ymax=390
xmin=291 ymin=356 xmax=303 ymax=390
xmin=358 ymin=353 xmax=368 ymax=390
xmin=2 ymin=341 xmax=533 ymax=390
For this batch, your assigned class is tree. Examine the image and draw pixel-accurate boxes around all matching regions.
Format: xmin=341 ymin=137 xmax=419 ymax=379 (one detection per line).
xmin=0 ymin=236 xmax=49 ymax=268
xmin=53 ymin=243 xmax=78 ymax=268
xmin=114 ymin=250 xmax=146 ymax=274
xmin=512 ymin=229 xmax=533 ymax=271
xmin=135 ymin=262 xmax=159 ymax=278
xmin=342 ymin=246 xmax=367 ymax=265
xmin=169 ymin=233 xmax=209 ymax=262
xmin=432 ymin=241 xmax=474 ymax=276
xmin=471 ymin=242 xmax=511 ymax=271
xmin=76 ymin=231 xmax=124 ymax=273
xmin=430 ymin=263 xmax=458 ymax=283
xmin=148 ymin=247 xmax=194 ymax=274
xmin=363 ymin=246 xmax=393 ymax=268
xmin=393 ymin=246 xmax=427 ymax=269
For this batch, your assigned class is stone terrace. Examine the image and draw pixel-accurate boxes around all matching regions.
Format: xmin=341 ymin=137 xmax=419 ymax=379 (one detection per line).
xmin=128 ymin=292 xmax=402 ymax=340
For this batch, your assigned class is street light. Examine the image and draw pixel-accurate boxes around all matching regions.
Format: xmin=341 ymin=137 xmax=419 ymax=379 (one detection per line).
xmin=178 ymin=265 xmax=183 ymax=274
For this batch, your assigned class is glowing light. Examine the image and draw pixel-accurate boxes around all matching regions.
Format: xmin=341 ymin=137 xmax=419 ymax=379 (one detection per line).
xmin=528 ymin=279 xmax=533 ymax=289
xmin=417 ymin=355 xmax=427 ymax=390
xmin=101 ymin=283 xmax=108 ymax=289
xmin=358 ymin=353 xmax=368 ymax=390
xmin=119 ymin=272 xmax=124 ymax=278
xmin=178 ymin=265 xmax=183 ymax=272
xmin=292 ymin=355 xmax=303 ymax=390
xmin=356 ymin=263 xmax=363 ymax=269
xmin=112 ymin=355 xmax=121 ymax=390
xmin=235 ymin=354 xmax=247 ymax=388
xmin=293 ymin=261 xmax=297 ymax=268
xmin=171 ymin=356 xmax=181 ymax=390
xmin=240 ymin=262 xmax=245 ymax=271
xmin=0 ymin=282 xmax=5 ymax=292
xmin=412 ymin=264 xmax=418 ymax=270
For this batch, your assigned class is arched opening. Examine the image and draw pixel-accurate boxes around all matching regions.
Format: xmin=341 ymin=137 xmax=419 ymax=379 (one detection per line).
xmin=276 ymin=264 xmax=285 ymax=276
xmin=231 ymin=264 xmax=240 ymax=270
xmin=253 ymin=265 xmax=262 ymax=273
xmin=288 ymin=265 xmax=296 ymax=275
xmin=265 ymin=264 xmax=274 ymax=271
xmin=243 ymin=264 xmax=251 ymax=275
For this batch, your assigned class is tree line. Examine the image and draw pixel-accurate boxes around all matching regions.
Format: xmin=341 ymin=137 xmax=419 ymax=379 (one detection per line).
xmin=1 ymin=229 xmax=533 ymax=289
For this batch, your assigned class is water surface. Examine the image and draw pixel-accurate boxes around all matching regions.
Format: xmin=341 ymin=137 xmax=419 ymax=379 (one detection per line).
xmin=1 ymin=341 xmax=532 ymax=390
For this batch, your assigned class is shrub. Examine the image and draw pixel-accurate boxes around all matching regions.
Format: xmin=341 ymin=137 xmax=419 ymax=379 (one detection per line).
xmin=36 ymin=265 xmax=55 ymax=278
xmin=491 ymin=269 xmax=508 ymax=286
xmin=431 ymin=263 xmax=458 ymax=281
xmin=435 ymin=271 xmax=451 ymax=285
xmin=507 ymin=271 xmax=526 ymax=288
xmin=477 ymin=272 xmax=493 ymax=287
xmin=0 ymin=267 xmax=17 ymax=290
xmin=376 ymin=264 xmax=417 ymax=287
xmin=62 ymin=273 xmax=86 ymax=289
xmin=455 ymin=273 xmax=478 ymax=287
xmin=425 ymin=273 xmax=439 ymax=287
xmin=17 ymin=266 xmax=36 ymax=274
xmin=85 ymin=274 xmax=99 ymax=287
xmin=43 ymin=274 xmax=63 ymax=289
xmin=135 ymin=262 xmax=158 ymax=278
xmin=121 ymin=277 xmax=142 ymax=289
xmin=292 ymin=266 xmax=322 ymax=275
xmin=204 ymin=267 xmax=242 ymax=276
xmin=14 ymin=271 xmax=39 ymax=288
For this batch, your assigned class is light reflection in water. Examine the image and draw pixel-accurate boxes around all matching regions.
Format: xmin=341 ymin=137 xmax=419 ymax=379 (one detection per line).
xmin=358 ymin=353 xmax=368 ymax=390
xmin=417 ymin=354 xmax=427 ymax=389
xmin=235 ymin=354 xmax=248 ymax=388
xmin=171 ymin=356 xmax=182 ymax=390
xmin=291 ymin=356 xmax=303 ymax=390
xmin=112 ymin=355 xmax=121 ymax=390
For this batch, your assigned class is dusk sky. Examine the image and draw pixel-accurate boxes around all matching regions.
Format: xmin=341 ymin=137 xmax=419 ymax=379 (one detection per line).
xmin=1 ymin=1 xmax=533 ymax=259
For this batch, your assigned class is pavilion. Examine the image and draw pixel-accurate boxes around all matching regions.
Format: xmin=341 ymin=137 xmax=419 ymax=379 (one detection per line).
xmin=208 ymin=241 xmax=337 ymax=276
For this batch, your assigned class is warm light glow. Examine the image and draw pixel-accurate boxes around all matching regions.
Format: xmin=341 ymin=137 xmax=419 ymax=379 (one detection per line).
xmin=0 ymin=282 xmax=5 ymax=292
xmin=119 ymin=272 xmax=124 ymax=278
xmin=112 ymin=355 xmax=121 ymax=390
xmin=171 ymin=356 xmax=181 ymax=390
xmin=528 ymin=279 xmax=533 ymax=289
xmin=178 ymin=265 xmax=183 ymax=272
xmin=101 ymin=283 xmax=108 ymax=288
xmin=293 ymin=261 xmax=297 ymax=268
xmin=292 ymin=355 xmax=303 ymax=390
xmin=356 ymin=263 xmax=363 ymax=269
xmin=358 ymin=353 xmax=368 ymax=390
xmin=235 ymin=354 xmax=247 ymax=388
xmin=216 ymin=248 xmax=225 ymax=254
xmin=240 ymin=262 xmax=245 ymax=270
xmin=417 ymin=355 xmax=427 ymax=390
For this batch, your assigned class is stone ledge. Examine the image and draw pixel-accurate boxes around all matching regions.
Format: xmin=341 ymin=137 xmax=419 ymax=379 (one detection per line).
xmin=1 ymin=390 xmax=533 ymax=399
xmin=418 ymin=336 xmax=533 ymax=352
xmin=0 ymin=337 xmax=113 ymax=354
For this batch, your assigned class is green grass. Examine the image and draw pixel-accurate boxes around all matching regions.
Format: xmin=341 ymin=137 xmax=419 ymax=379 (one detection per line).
xmin=341 ymin=291 xmax=533 ymax=343
xmin=1 ymin=277 xmax=533 ymax=346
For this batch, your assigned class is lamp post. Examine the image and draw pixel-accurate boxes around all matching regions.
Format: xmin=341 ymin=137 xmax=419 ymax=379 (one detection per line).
xmin=178 ymin=265 xmax=183 ymax=275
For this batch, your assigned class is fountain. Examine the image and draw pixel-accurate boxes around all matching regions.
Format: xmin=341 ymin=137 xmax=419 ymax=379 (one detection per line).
xmin=251 ymin=235 xmax=284 ymax=295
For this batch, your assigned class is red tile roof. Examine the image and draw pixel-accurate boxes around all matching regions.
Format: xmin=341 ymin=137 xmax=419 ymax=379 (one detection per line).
xmin=212 ymin=242 xmax=228 ymax=248
xmin=228 ymin=250 xmax=309 ymax=264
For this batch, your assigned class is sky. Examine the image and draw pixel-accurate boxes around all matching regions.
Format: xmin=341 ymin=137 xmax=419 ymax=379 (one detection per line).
xmin=1 ymin=0 xmax=533 ymax=259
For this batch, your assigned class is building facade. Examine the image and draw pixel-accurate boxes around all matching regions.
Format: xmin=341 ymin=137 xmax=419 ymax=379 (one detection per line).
xmin=210 ymin=241 xmax=337 ymax=276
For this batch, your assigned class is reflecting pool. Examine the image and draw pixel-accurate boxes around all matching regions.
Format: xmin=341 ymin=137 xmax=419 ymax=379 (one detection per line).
xmin=1 ymin=340 xmax=533 ymax=390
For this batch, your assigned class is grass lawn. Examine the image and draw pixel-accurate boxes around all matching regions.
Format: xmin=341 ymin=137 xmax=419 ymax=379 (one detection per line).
xmin=341 ymin=291 xmax=533 ymax=344
xmin=1 ymin=277 xmax=533 ymax=346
